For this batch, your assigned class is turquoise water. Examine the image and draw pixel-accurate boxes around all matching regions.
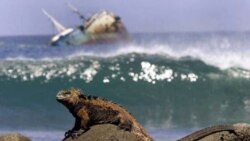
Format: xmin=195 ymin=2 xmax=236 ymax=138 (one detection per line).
xmin=0 ymin=33 xmax=250 ymax=140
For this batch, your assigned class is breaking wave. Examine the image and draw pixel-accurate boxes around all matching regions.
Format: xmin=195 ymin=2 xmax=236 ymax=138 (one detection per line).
xmin=1 ymin=32 xmax=250 ymax=71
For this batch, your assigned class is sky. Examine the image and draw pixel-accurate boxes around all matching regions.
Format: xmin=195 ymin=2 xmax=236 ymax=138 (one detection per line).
xmin=1 ymin=0 xmax=250 ymax=36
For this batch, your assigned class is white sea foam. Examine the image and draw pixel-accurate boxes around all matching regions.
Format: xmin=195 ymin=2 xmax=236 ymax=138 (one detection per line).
xmin=49 ymin=42 xmax=250 ymax=71
xmin=127 ymin=61 xmax=199 ymax=84
xmin=2 ymin=41 xmax=250 ymax=71
xmin=116 ymin=44 xmax=250 ymax=70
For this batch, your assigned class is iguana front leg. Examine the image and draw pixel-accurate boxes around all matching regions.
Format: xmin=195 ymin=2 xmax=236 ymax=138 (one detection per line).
xmin=79 ymin=109 xmax=90 ymax=131
xmin=65 ymin=109 xmax=90 ymax=139
xmin=65 ymin=129 xmax=85 ymax=139
xmin=64 ymin=118 xmax=81 ymax=138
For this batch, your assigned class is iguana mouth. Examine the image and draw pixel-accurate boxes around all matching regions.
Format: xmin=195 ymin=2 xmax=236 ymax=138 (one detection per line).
xmin=56 ymin=94 xmax=64 ymax=100
xmin=56 ymin=92 xmax=66 ymax=100
xmin=56 ymin=90 xmax=72 ymax=100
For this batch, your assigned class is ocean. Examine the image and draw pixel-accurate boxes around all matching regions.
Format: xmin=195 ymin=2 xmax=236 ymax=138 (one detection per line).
xmin=0 ymin=32 xmax=250 ymax=141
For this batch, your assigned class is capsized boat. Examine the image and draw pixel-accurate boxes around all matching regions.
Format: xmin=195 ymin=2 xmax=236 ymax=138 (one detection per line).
xmin=43 ymin=4 xmax=129 ymax=46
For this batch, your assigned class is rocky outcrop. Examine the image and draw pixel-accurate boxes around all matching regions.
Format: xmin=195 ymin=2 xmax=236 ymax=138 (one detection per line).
xmin=0 ymin=133 xmax=31 ymax=141
xmin=62 ymin=124 xmax=141 ymax=141
xmin=179 ymin=123 xmax=250 ymax=141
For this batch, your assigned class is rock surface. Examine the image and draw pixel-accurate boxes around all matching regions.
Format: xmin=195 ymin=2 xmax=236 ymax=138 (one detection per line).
xmin=62 ymin=124 xmax=141 ymax=141
xmin=0 ymin=133 xmax=31 ymax=141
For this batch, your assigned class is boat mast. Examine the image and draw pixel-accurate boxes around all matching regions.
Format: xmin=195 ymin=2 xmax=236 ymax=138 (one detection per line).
xmin=42 ymin=9 xmax=66 ymax=33
xmin=67 ymin=3 xmax=86 ymax=21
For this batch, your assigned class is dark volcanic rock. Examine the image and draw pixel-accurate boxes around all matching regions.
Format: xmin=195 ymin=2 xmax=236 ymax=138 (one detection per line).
xmin=0 ymin=133 xmax=31 ymax=141
xmin=63 ymin=124 xmax=141 ymax=141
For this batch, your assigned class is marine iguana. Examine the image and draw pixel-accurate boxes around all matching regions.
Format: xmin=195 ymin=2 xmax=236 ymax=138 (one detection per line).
xmin=178 ymin=125 xmax=238 ymax=141
xmin=56 ymin=88 xmax=153 ymax=141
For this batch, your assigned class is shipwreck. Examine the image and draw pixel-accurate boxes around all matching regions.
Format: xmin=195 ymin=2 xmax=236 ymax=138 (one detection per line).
xmin=43 ymin=4 xmax=129 ymax=46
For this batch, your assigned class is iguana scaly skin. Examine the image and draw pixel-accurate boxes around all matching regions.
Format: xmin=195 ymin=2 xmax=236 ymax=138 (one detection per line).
xmin=56 ymin=88 xmax=153 ymax=141
xmin=178 ymin=125 xmax=238 ymax=141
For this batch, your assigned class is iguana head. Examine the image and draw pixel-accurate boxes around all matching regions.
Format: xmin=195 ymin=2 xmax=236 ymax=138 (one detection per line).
xmin=56 ymin=88 xmax=81 ymax=106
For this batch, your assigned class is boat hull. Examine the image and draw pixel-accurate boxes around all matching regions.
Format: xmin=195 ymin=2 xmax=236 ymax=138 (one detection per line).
xmin=50 ymin=28 xmax=129 ymax=46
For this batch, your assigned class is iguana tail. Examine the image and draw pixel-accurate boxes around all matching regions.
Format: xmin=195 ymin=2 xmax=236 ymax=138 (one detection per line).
xmin=178 ymin=125 xmax=237 ymax=141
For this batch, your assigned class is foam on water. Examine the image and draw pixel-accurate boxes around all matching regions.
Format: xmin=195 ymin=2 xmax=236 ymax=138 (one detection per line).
xmin=0 ymin=56 xmax=203 ymax=83
xmin=1 ymin=32 xmax=250 ymax=71
xmin=100 ymin=43 xmax=250 ymax=70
